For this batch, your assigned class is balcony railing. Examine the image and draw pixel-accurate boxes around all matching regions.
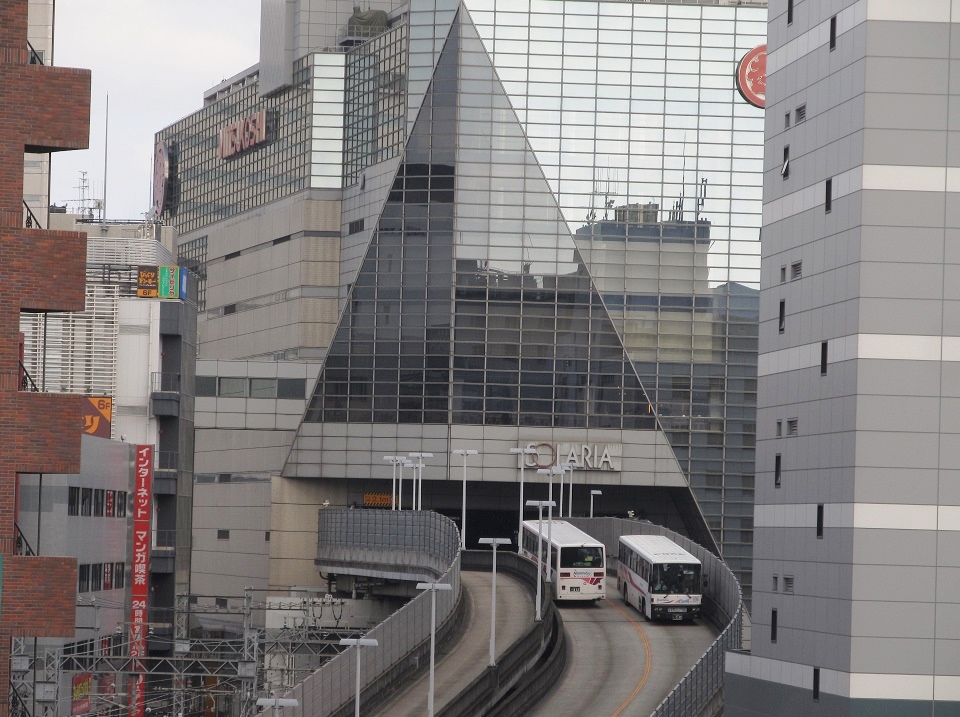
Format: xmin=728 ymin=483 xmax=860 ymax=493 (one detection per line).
xmin=14 ymin=523 xmax=35 ymax=556
xmin=22 ymin=200 xmax=42 ymax=229
xmin=151 ymin=372 xmax=181 ymax=393
xmin=18 ymin=362 xmax=38 ymax=392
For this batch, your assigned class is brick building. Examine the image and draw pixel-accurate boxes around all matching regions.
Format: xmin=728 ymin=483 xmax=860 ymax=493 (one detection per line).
xmin=0 ymin=0 xmax=90 ymax=713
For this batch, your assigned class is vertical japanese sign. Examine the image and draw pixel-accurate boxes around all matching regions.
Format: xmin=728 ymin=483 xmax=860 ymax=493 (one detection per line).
xmin=158 ymin=266 xmax=180 ymax=299
xmin=129 ymin=445 xmax=152 ymax=717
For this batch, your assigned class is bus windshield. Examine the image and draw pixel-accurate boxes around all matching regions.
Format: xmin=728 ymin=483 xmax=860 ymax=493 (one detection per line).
xmin=560 ymin=546 xmax=604 ymax=569
xmin=650 ymin=563 xmax=701 ymax=594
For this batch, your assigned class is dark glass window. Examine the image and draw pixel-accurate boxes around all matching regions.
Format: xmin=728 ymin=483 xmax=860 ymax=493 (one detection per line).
xmin=821 ymin=341 xmax=828 ymax=374
xmin=829 ymin=17 xmax=836 ymax=49
xmin=68 ymin=486 xmax=81 ymax=516
xmin=817 ymin=504 xmax=824 ymax=537
xmin=825 ymin=178 xmax=833 ymax=212
xmin=771 ymin=608 xmax=778 ymax=642
xmin=196 ymin=376 xmax=217 ymax=397
xmin=277 ymin=378 xmax=306 ymax=399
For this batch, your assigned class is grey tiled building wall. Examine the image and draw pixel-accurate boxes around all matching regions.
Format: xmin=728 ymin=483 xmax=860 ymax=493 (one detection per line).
xmin=726 ymin=1 xmax=960 ymax=714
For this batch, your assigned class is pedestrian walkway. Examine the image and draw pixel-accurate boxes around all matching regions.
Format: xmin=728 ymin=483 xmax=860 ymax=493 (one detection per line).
xmin=371 ymin=570 xmax=533 ymax=715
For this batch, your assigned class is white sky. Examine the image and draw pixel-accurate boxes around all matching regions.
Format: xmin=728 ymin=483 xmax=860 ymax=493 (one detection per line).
xmin=50 ymin=0 xmax=262 ymax=221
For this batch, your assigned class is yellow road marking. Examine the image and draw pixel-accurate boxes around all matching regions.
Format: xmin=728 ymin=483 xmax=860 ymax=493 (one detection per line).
xmin=609 ymin=596 xmax=652 ymax=717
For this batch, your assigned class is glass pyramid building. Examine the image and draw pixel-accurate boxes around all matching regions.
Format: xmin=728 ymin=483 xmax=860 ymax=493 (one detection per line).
xmin=285 ymin=0 xmax=765 ymax=600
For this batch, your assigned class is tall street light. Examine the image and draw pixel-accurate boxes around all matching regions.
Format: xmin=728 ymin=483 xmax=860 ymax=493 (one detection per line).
xmin=409 ymin=452 xmax=433 ymax=510
xmin=510 ymin=446 xmax=538 ymax=553
xmin=479 ymin=537 xmax=511 ymax=666
xmin=383 ymin=456 xmax=401 ymax=510
xmin=525 ymin=500 xmax=554 ymax=621
xmin=452 ymin=448 xmax=478 ymax=550
xmin=399 ymin=458 xmax=414 ymax=510
xmin=416 ymin=581 xmax=453 ymax=716
xmin=590 ymin=489 xmax=602 ymax=518
xmin=537 ymin=465 xmax=563 ymax=577
xmin=338 ymin=638 xmax=378 ymax=717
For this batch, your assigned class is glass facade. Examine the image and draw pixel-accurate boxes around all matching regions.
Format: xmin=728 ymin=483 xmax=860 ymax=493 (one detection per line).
xmin=295 ymin=0 xmax=764 ymax=601
xmin=158 ymin=60 xmax=314 ymax=234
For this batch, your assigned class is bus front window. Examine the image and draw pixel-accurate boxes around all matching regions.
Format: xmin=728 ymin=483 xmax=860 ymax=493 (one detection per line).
xmin=560 ymin=546 xmax=604 ymax=569
xmin=652 ymin=564 xmax=701 ymax=594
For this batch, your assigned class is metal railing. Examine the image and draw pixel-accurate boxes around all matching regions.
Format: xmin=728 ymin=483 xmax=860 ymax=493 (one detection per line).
xmin=567 ymin=517 xmax=743 ymax=717
xmin=14 ymin=523 xmax=35 ymax=556
xmin=151 ymin=371 xmax=181 ymax=393
xmin=275 ymin=509 xmax=462 ymax=717
xmin=23 ymin=200 xmax=42 ymax=229
xmin=18 ymin=362 xmax=38 ymax=391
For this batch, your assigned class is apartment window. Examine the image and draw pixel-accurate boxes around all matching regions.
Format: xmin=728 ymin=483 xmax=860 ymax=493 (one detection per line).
xmin=348 ymin=218 xmax=365 ymax=235
xmin=68 ymin=486 xmax=81 ymax=516
xmin=830 ymin=16 xmax=837 ymax=50
xmin=821 ymin=341 xmax=829 ymax=374
xmin=775 ymin=454 xmax=782 ymax=487
xmin=265 ymin=531 xmax=271 ymax=542
xmin=93 ymin=489 xmax=105 ymax=517
xmin=90 ymin=563 xmax=103 ymax=592
xmin=787 ymin=0 xmax=793 ymax=24
xmin=78 ymin=564 xmax=90 ymax=593
xmin=224 ymin=250 xmax=241 ymax=261
xmin=781 ymin=146 xmax=790 ymax=179
xmin=249 ymin=378 xmax=277 ymax=399
xmin=776 ymin=420 xmax=783 ymax=438
xmin=103 ymin=563 xmax=112 ymax=591
xmin=771 ymin=608 xmax=778 ymax=642
xmin=787 ymin=418 xmax=799 ymax=436
xmin=784 ymin=575 xmax=795 ymax=594
xmin=80 ymin=488 xmax=92 ymax=516
xmin=223 ymin=303 xmax=237 ymax=316
xmin=784 ymin=112 xmax=791 ymax=129
xmin=196 ymin=376 xmax=217 ymax=396
xmin=791 ymin=261 xmax=802 ymax=280
xmin=813 ymin=667 xmax=821 ymax=700
xmin=273 ymin=234 xmax=291 ymax=245
xmin=215 ymin=597 xmax=228 ymax=608
xmin=217 ymin=529 xmax=230 ymax=540
xmin=795 ymin=104 xmax=806 ymax=123
xmin=817 ymin=504 xmax=824 ymax=537
xmin=780 ymin=266 xmax=786 ymax=283
xmin=113 ymin=562 xmax=126 ymax=589
xmin=116 ymin=491 xmax=128 ymax=517
xmin=218 ymin=377 xmax=247 ymax=398
xmin=277 ymin=378 xmax=307 ymax=399
xmin=825 ymin=178 xmax=833 ymax=212
xmin=779 ymin=299 xmax=786 ymax=333
xmin=773 ymin=574 xmax=779 ymax=592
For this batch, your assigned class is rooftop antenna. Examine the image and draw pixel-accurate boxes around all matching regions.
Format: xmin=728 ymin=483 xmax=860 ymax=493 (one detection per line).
xmin=102 ymin=92 xmax=108 ymax=222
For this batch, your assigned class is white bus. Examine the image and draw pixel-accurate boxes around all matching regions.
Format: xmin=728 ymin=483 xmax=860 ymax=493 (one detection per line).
xmin=617 ymin=534 xmax=702 ymax=621
xmin=520 ymin=520 xmax=606 ymax=601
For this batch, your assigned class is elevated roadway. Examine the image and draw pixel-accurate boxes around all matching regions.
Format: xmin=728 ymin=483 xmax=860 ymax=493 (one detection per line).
xmin=371 ymin=569 xmax=533 ymax=715
xmin=529 ymin=576 xmax=717 ymax=717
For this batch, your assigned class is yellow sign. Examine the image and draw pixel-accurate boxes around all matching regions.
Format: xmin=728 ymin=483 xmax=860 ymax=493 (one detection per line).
xmin=82 ymin=396 xmax=112 ymax=439
xmin=363 ymin=492 xmax=391 ymax=508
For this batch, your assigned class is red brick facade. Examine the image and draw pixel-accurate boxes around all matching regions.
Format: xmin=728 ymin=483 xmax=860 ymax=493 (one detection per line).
xmin=0 ymin=1 xmax=91 ymax=713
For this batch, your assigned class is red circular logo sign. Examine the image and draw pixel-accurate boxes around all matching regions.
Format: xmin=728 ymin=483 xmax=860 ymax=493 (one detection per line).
xmin=736 ymin=45 xmax=766 ymax=109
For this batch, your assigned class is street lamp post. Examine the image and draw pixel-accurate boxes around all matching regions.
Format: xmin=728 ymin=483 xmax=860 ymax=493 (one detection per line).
xmin=409 ymin=452 xmax=433 ymax=510
xmin=478 ymin=537 xmax=510 ymax=666
xmin=509 ymin=446 xmax=538 ymax=554
xmin=338 ymin=638 xmax=378 ymax=717
xmin=590 ymin=489 xmax=602 ymax=518
xmin=567 ymin=462 xmax=575 ymax=517
xmin=416 ymin=582 xmax=453 ymax=716
xmin=383 ymin=456 xmax=401 ymax=510
xmin=537 ymin=466 xmax=563 ymax=578
xmin=452 ymin=448 xmax=478 ymax=550
xmin=524 ymin=500 xmax=554 ymax=621
xmin=400 ymin=459 xmax=413 ymax=510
